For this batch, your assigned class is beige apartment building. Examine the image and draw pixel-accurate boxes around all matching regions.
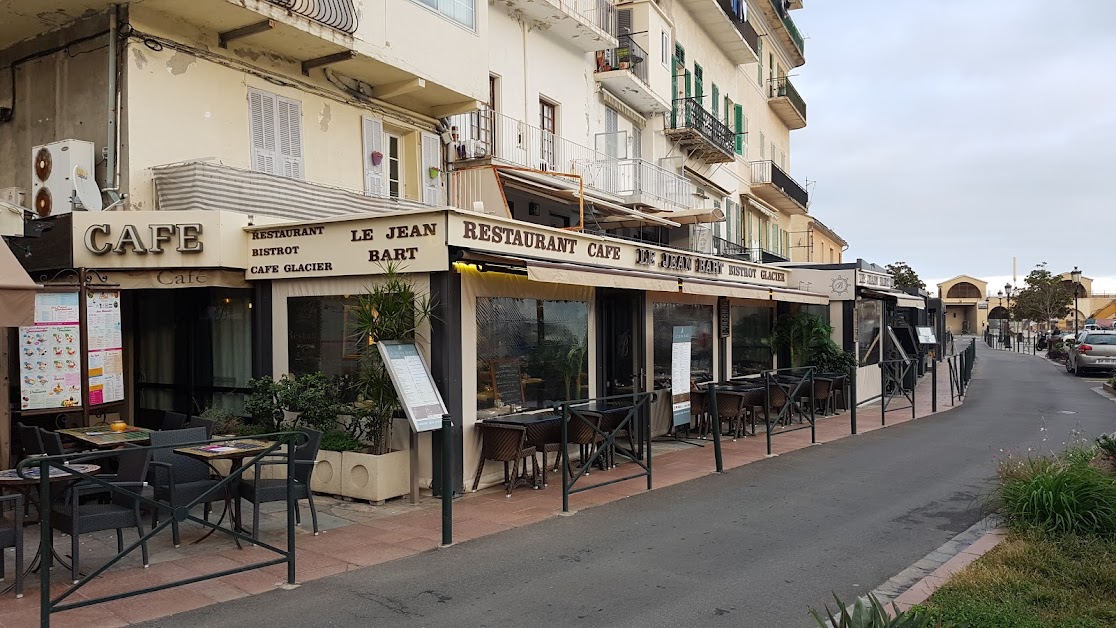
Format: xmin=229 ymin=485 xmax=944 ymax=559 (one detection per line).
xmin=1 ymin=0 xmax=841 ymax=491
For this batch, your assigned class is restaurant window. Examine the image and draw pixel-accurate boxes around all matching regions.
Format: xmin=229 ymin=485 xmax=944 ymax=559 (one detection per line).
xmin=652 ymin=302 xmax=714 ymax=390
xmin=801 ymin=304 xmax=830 ymax=326
xmin=731 ymin=305 xmax=772 ymax=376
xmin=287 ymin=295 xmax=371 ymax=377
xmin=856 ymin=298 xmax=883 ymax=365
xmin=476 ymin=297 xmax=589 ymax=417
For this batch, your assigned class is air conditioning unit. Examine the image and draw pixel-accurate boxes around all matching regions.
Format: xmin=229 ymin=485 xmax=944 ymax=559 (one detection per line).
xmin=30 ymin=139 xmax=101 ymax=219
xmin=0 ymin=187 xmax=26 ymax=237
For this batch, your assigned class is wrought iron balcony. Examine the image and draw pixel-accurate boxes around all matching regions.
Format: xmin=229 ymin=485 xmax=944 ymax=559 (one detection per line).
xmin=595 ymin=35 xmax=670 ymax=114
xmin=768 ymin=75 xmax=806 ymax=130
xmin=763 ymin=0 xmax=806 ymax=67
xmin=750 ymin=160 xmax=808 ymax=214
xmin=676 ymin=0 xmax=758 ymax=64
xmin=665 ymin=98 xmax=736 ymax=163
xmin=267 ymin=0 xmax=358 ymax=34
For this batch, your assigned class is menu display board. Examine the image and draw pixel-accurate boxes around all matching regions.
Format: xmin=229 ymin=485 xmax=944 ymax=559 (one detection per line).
xmin=19 ymin=292 xmax=82 ymax=411
xmin=86 ymin=290 xmax=124 ymax=405
xmin=671 ymin=326 xmax=693 ymax=428
xmin=376 ymin=342 xmax=447 ymax=432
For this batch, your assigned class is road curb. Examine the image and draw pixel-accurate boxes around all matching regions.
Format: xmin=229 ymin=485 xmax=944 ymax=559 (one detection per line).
xmin=885 ymin=519 xmax=1007 ymax=612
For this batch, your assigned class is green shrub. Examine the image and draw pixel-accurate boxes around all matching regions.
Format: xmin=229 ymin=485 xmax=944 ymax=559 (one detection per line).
xmin=997 ymin=459 xmax=1116 ymax=536
xmin=320 ymin=429 xmax=364 ymax=453
xmin=810 ymin=593 xmax=940 ymax=627
xmin=1097 ymin=433 xmax=1116 ymax=460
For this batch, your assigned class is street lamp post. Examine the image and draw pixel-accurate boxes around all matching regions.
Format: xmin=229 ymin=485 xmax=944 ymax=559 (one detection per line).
xmin=1071 ymin=266 xmax=1082 ymax=334
xmin=1005 ymin=283 xmax=1014 ymax=350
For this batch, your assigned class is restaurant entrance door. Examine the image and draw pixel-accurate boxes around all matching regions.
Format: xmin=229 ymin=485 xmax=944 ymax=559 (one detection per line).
xmin=596 ymin=289 xmax=646 ymax=398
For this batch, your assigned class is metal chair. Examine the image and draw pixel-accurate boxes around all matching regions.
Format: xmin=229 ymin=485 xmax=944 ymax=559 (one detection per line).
xmin=236 ymin=428 xmax=321 ymax=540
xmin=0 ymin=494 xmax=24 ymax=598
xmin=690 ymin=389 xmax=710 ymax=437
xmin=472 ymin=423 xmax=538 ymax=497
xmin=51 ymin=447 xmax=151 ymax=584
xmin=160 ymin=411 xmax=189 ymax=431
xmin=149 ymin=427 xmax=219 ymax=547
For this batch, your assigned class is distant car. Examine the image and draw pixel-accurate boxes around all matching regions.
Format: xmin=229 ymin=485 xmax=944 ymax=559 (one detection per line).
xmin=1066 ymin=331 xmax=1116 ymax=376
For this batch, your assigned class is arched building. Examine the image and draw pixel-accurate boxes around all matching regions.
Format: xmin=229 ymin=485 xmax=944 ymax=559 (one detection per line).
xmin=938 ymin=275 xmax=988 ymax=335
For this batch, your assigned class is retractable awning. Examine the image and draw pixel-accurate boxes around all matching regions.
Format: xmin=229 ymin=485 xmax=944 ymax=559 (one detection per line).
xmin=861 ymin=288 xmax=925 ymax=310
xmin=681 ymin=279 xmax=771 ymax=301
xmin=526 ymin=260 xmax=680 ymax=292
xmin=0 ymin=240 xmax=37 ymax=327
xmin=592 ymin=206 xmax=724 ymax=229
xmin=770 ymin=286 xmax=829 ymax=305
xmin=497 ymin=169 xmax=680 ymax=228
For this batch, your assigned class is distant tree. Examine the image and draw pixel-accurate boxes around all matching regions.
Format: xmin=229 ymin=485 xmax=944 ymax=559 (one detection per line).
xmin=885 ymin=262 xmax=926 ymax=291
xmin=1012 ymin=263 xmax=1072 ymax=326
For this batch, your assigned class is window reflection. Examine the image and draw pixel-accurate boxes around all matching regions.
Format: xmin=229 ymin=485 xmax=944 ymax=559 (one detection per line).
xmin=731 ymin=305 xmax=772 ymax=376
xmin=287 ymin=295 xmax=364 ymax=377
xmin=652 ymin=302 xmax=714 ymax=390
xmin=857 ymin=298 xmax=882 ymax=365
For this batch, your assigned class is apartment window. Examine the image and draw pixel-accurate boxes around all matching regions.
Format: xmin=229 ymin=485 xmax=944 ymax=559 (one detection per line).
xmin=632 ymin=127 xmax=642 ymax=159
xmin=769 ymin=54 xmax=776 ymax=96
xmin=734 ymin=105 xmax=744 ymax=155
xmin=661 ymin=31 xmax=670 ymax=66
xmin=603 ymin=107 xmax=619 ymax=158
xmin=779 ymin=149 xmax=787 ymax=170
xmin=770 ymin=141 xmax=777 ymax=164
xmin=693 ymin=63 xmax=704 ymax=102
xmin=386 ymin=133 xmax=403 ymax=198
xmin=711 ymin=84 xmax=719 ymax=117
xmin=742 ymin=113 xmax=749 ymax=158
xmin=675 ymin=42 xmax=685 ymax=65
xmin=756 ymin=39 xmax=763 ymax=85
xmin=249 ymin=88 xmax=303 ymax=179
xmin=724 ymin=96 xmax=732 ymax=127
xmin=412 ymin=0 xmax=475 ymax=30
xmin=760 ymin=132 xmax=766 ymax=159
xmin=540 ymin=98 xmax=557 ymax=167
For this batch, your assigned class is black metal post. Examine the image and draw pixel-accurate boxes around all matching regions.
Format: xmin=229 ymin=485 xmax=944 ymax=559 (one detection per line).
xmin=40 ymin=459 xmax=51 ymax=628
xmin=931 ymin=355 xmax=938 ymax=413
xmin=850 ymin=370 xmax=858 ymax=435
xmin=764 ymin=372 xmax=773 ymax=456
xmin=910 ymin=361 xmax=917 ymax=420
xmin=286 ymin=432 xmax=296 ymax=585
xmin=880 ymin=363 xmax=887 ymax=426
xmin=644 ymin=395 xmax=652 ymax=490
xmin=440 ymin=414 xmax=453 ymax=545
xmin=561 ymin=405 xmax=570 ymax=513
xmin=808 ymin=369 xmax=816 ymax=444
xmin=709 ymin=384 xmax=723 ymax=473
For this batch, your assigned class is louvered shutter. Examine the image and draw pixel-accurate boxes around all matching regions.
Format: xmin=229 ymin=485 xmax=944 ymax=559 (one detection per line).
xmin=421 ymin=132 xmax=442 ymax=206
xmin=249 ymin=89 xmax=278 ymax=175
xmin=362 ymin=116 xmax=385 ymax=197
xmin=277 ymin=97 xmax=304 ymax=179
xmin=618 ymin=8 xmax=632 ymax=34
xmin=734 ymin=104 xmax=743 ymax=155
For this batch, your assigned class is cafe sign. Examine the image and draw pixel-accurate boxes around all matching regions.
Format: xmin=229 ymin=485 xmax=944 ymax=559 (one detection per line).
xmin=72 ymin=211 xmax=254 ymax=270
xmin=447 ymin=211 xmax=788 ymax=287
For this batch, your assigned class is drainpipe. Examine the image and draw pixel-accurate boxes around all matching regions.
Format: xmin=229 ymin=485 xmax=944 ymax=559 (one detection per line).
xmin=105 ymin=5 xmax=119 ymax=194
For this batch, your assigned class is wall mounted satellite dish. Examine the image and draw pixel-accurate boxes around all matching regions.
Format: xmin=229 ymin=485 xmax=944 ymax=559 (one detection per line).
xmin=72 ymin=165 xmax=103 ymax=212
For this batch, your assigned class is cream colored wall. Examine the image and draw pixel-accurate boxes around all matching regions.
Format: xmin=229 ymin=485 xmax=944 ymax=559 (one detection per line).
xmin=123 ymin=8 xmax=435 ymax=211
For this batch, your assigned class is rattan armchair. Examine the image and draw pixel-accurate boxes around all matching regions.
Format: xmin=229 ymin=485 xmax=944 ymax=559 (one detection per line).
xmin=0 ymin=494 xmax=24 ymax=597
xmin=472 ymin=423 xmax=537 ymax=497
xmin=236 ymin=427 xmax=321 ymax=540
xmin=149 ymin=427 xmax=220 ymax=547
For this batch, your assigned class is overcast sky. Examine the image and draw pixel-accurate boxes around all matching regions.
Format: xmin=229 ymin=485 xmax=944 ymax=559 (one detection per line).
xmin=791 ymin=1 xmax=1116 ymax=294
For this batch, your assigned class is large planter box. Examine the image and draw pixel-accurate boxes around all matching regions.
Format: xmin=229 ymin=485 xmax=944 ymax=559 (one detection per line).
xmin=340 ymin=450 xmax=410 ymax=504
xmin=310 ymin=449 xmax=343 ymax=495
xmin=1105 ymin=382 xmax=1116 ymax=396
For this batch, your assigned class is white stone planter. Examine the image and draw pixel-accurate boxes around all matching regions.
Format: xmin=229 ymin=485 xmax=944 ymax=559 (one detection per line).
xmin=340 ymin=450 xmax=410 ymax=504
xmin=310 ymin=449 xmax=344 ymax=495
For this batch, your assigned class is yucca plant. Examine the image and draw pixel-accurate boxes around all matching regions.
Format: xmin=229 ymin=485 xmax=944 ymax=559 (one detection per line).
xmin=772 ymin=312 xmax=833 ymax=368
xmin=810 ymin=593 xmax=939 ymax=628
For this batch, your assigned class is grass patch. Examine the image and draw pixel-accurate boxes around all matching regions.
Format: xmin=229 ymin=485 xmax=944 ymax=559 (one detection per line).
xmin=922 ymin=530 xmax=1116 ymax=627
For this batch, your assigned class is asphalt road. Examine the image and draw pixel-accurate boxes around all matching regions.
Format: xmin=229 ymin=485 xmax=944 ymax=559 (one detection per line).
xmin=149 ymin=343 xmax=1116 ymax=628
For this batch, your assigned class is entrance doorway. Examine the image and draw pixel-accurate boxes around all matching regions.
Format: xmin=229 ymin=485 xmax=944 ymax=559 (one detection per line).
xmin=596 ymin=289 xmax=645 ymax=398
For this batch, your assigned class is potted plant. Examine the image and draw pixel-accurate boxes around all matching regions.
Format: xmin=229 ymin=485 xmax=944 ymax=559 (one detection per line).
xmin=339 ymin=264 xmax=434 ymax=503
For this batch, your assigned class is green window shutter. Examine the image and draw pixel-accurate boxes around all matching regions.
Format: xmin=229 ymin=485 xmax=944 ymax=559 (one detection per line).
xmin=734 ymin=104 xmax=743 ymax=154
xmin=675 ymin=42 xmax=685 ymax=65
xmin=671 ymin=55 xmax=679 ymax=127
xmin=711 ymin=84 xmax=719 ymax=117
xmin=694 ymin=63 xmax=703 ymax=101
xmin=684 ymin=69 xmax=692 ymax=98
xmin=683 ymin=69 xmax=692 ymax=125
xmin=756 ymin=39 xmax=763 ymax=85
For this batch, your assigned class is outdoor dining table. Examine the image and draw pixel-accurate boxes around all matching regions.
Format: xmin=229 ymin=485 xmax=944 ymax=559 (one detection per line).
xmin=0 ymin=463 xmax=101 ymax=590
xmin=572 ymin=402 xmax=639 ymax=467
xmin=482 ymin=413 xmax=560 ymax=487
xmin=173 ymin=439 xmax=273 ymax=548
xmin=58 ymin=426 xmax=152 ymax=449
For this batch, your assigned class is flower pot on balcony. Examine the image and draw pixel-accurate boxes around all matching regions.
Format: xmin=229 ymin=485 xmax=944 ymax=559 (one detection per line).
xmin=340 ymin=449 xmax=410 ymax=504
xmin=370 ymin=151 xmax=384 ymax=166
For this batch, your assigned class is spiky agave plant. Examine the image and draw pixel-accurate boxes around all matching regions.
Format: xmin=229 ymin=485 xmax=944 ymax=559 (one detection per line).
xmin=810 ymin=593 xmax=940 ymax=628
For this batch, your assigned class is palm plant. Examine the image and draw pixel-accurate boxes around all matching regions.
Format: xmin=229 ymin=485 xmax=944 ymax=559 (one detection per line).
xmin=772 ymin=312 xmax=834 ymax=368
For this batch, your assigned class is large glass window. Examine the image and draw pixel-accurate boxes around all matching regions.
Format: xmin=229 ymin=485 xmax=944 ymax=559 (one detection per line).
xmin=287 ymin=295 xmax=363 ymax=377
xmin=801 ymin=304 xmax=830 ymax=325
xmin=412 ymin=0 xmax=475 ymax=30
xmin=652 ymin=302 xmax=714 ymax=390
xmin=476 ymin=298 xmax=589 ymax=417
xmin=731 ymin=305 xmax=773 ymax=376
xmin=856 ymin=298 xmax=883 ymax=365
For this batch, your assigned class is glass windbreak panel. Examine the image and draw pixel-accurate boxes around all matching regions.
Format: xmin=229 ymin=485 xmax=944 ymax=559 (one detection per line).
xmin=476 ymin=298 xmax=589 ymax=417
xmin=731 ymin=305 xmax=772 ymax=376
xmin=287 ymin=295 xmax=363 ymax=377
xmin=652 ymin=302 xmax=714 ymax=390
xmin=204 ymin=289 xmax=253 ymax=414
xmin=801 ymin=303 xmax=829 ymax=325
xmin=856 ymin=298 xmax=882 ymax=365
xmin=135 ymin=291 xmax=176 ymax=411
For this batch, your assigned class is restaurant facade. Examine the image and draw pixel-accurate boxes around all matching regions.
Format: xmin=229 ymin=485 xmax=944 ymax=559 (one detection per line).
xmin=6 ymin=207 xmax=829 ymax=492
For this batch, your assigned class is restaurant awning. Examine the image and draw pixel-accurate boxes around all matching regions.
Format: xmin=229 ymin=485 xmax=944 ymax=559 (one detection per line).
xmin=0 ymin=239 xmax=38 ymax=327
xmin=861 ymin=288 xmax=926 ymax=310
xmin=681 ymin=279 xmax=771 ymax=301
xmin=770 ymin=286 xmax=830 ymax=305
xmin=526 ymin=261 xmax=680 ymax=293
xmin=743 ymin=195 xmax=779 ymax=219
xmin=497 ymin=169 xmax=680 ymax=228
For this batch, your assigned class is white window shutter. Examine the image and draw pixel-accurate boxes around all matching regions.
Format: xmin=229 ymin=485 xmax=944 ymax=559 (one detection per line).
xmin=421 ymin=132 xmax=442 ymax=206
xmin=363 ymin=116 xmax=385 ymax=197
xmin=277 ymin=97 xmax=304 ymax=180
xmin=249 ymin=89 xmax=278 ymax=175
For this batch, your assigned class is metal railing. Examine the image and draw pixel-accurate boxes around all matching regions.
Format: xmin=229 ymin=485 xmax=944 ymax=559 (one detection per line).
xmin=597 ymin=34 xmax=649 ymax=85
xmin=713 ymin=235 xmax=752 ymax=261
xmin=555 ymin=391 xmax=654 ymax=513
xmin=553 ymin=0 xmax=617 ymax=36
xmin=771 ymin=75 xmax=807 ymax=121
xmin=268 ymin=0 xmax=358 ymax=34
xmin=769 ymin=0 xmax=805 ymax=54
xmin=669 ymin=97 xmax=736 ymax=157
xmin=879 ymin=358 xmax=916 ymax=423
xmin=609 ymin=158 xmax=694 ymax=209
xmin=717 ymin=0 xmax=761 ymax=53
xmin=750 ymin=160 xmax=809 ymax=210
xmin=18 ymin=432 xmax=303 ymax=627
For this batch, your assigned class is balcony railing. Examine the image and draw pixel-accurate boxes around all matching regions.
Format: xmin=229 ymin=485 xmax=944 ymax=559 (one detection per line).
xmin=558 ymin=0 xmax=618 ymax=36
xmin=448 ymin=107 xmax=693 ymax=209
xmin=668 ymin=98 xmax=736 ymax=160
xmin=769 ymin=0 xmax=805 ymax=55
xmin=769 ymin=75 xmax=806 ymax=129
xmin=713 ymin=236 xmax=752 ymax=261
xmin=597 ymin=34 xmax=649 ymax=86
xmin=267 ymin=0 xmax=358 ymax=34
xmin=717 ymin=0 xmax=760 ymax=53
xmin=750 ymin=160 xmax=808 ymax=210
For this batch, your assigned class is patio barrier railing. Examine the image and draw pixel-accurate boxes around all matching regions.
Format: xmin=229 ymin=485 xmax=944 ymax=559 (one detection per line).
xmin=555 ymin=391 xmax=654 ymax=513
xmin=17 ymin=431 xmax=303 ymax=627
xmin=708 ymin=367 xmax=817 ymax=457
xmin=879 ymin=358 xmax=916 ymax=424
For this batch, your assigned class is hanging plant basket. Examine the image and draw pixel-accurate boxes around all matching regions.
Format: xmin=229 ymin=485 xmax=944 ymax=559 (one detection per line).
xmin=370 ymin=151 xmax=383 ymax=166
xmin=428 ymin=166 xmax=441 ymax=180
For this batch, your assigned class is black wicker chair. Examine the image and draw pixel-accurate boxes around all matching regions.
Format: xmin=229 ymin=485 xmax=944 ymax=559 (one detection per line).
xmin=472 ymin=423 xmax=538 ymax=497
xmin=149 ymin=427 xmax=219 ymax=547
xmin=236 ymin=427 xmax=321 ymax=540
xmin=0 ymin=494 xmax=24 ymax=598
xmin=160 ymin=411 xmax=189 ymax=431
xmin=15 ymin=423 xmax=43 ymax=460
xmin=51 ymin=447 xmax=151 ymax=584
xmin=186 ymin=416 xmax=215 ymax=439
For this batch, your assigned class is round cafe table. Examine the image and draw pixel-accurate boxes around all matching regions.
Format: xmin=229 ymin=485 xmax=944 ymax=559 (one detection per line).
xmin=0 ymin=463 xmax=100 ymax=590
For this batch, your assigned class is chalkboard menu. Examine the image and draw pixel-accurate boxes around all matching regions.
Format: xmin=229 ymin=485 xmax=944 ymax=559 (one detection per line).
xmin=490 ymin=359 xmax=524 ymax=407
xmin=718 ymin=297 xmax=730 ymax=338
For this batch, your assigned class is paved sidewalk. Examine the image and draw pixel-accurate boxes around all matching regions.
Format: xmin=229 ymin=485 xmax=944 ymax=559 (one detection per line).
xmin=0 ymin=360 xmax=963 ymax=627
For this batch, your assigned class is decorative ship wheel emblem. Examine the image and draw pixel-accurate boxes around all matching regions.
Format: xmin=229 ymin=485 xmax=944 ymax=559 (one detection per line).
xmin=830 ymin=275 xmax=851 ymax=296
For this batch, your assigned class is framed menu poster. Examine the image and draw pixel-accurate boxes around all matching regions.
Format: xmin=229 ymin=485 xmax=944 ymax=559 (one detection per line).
xmin=18 ymin=292 xmax=82 ymax=411
xmin=86 ymin=290 xmax=124 ymax=406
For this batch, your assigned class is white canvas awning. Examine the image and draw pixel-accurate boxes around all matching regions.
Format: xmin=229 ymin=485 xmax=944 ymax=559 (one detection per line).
xmin=0 ymin=241 xmax=37 ymax=327
xmin=681 ymin=279 xmax=771 ymax=301
xmin=527 ymin=261 xmax=679 ymax=292
xmin=770 ymin=286 xmax=829 ymax=305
